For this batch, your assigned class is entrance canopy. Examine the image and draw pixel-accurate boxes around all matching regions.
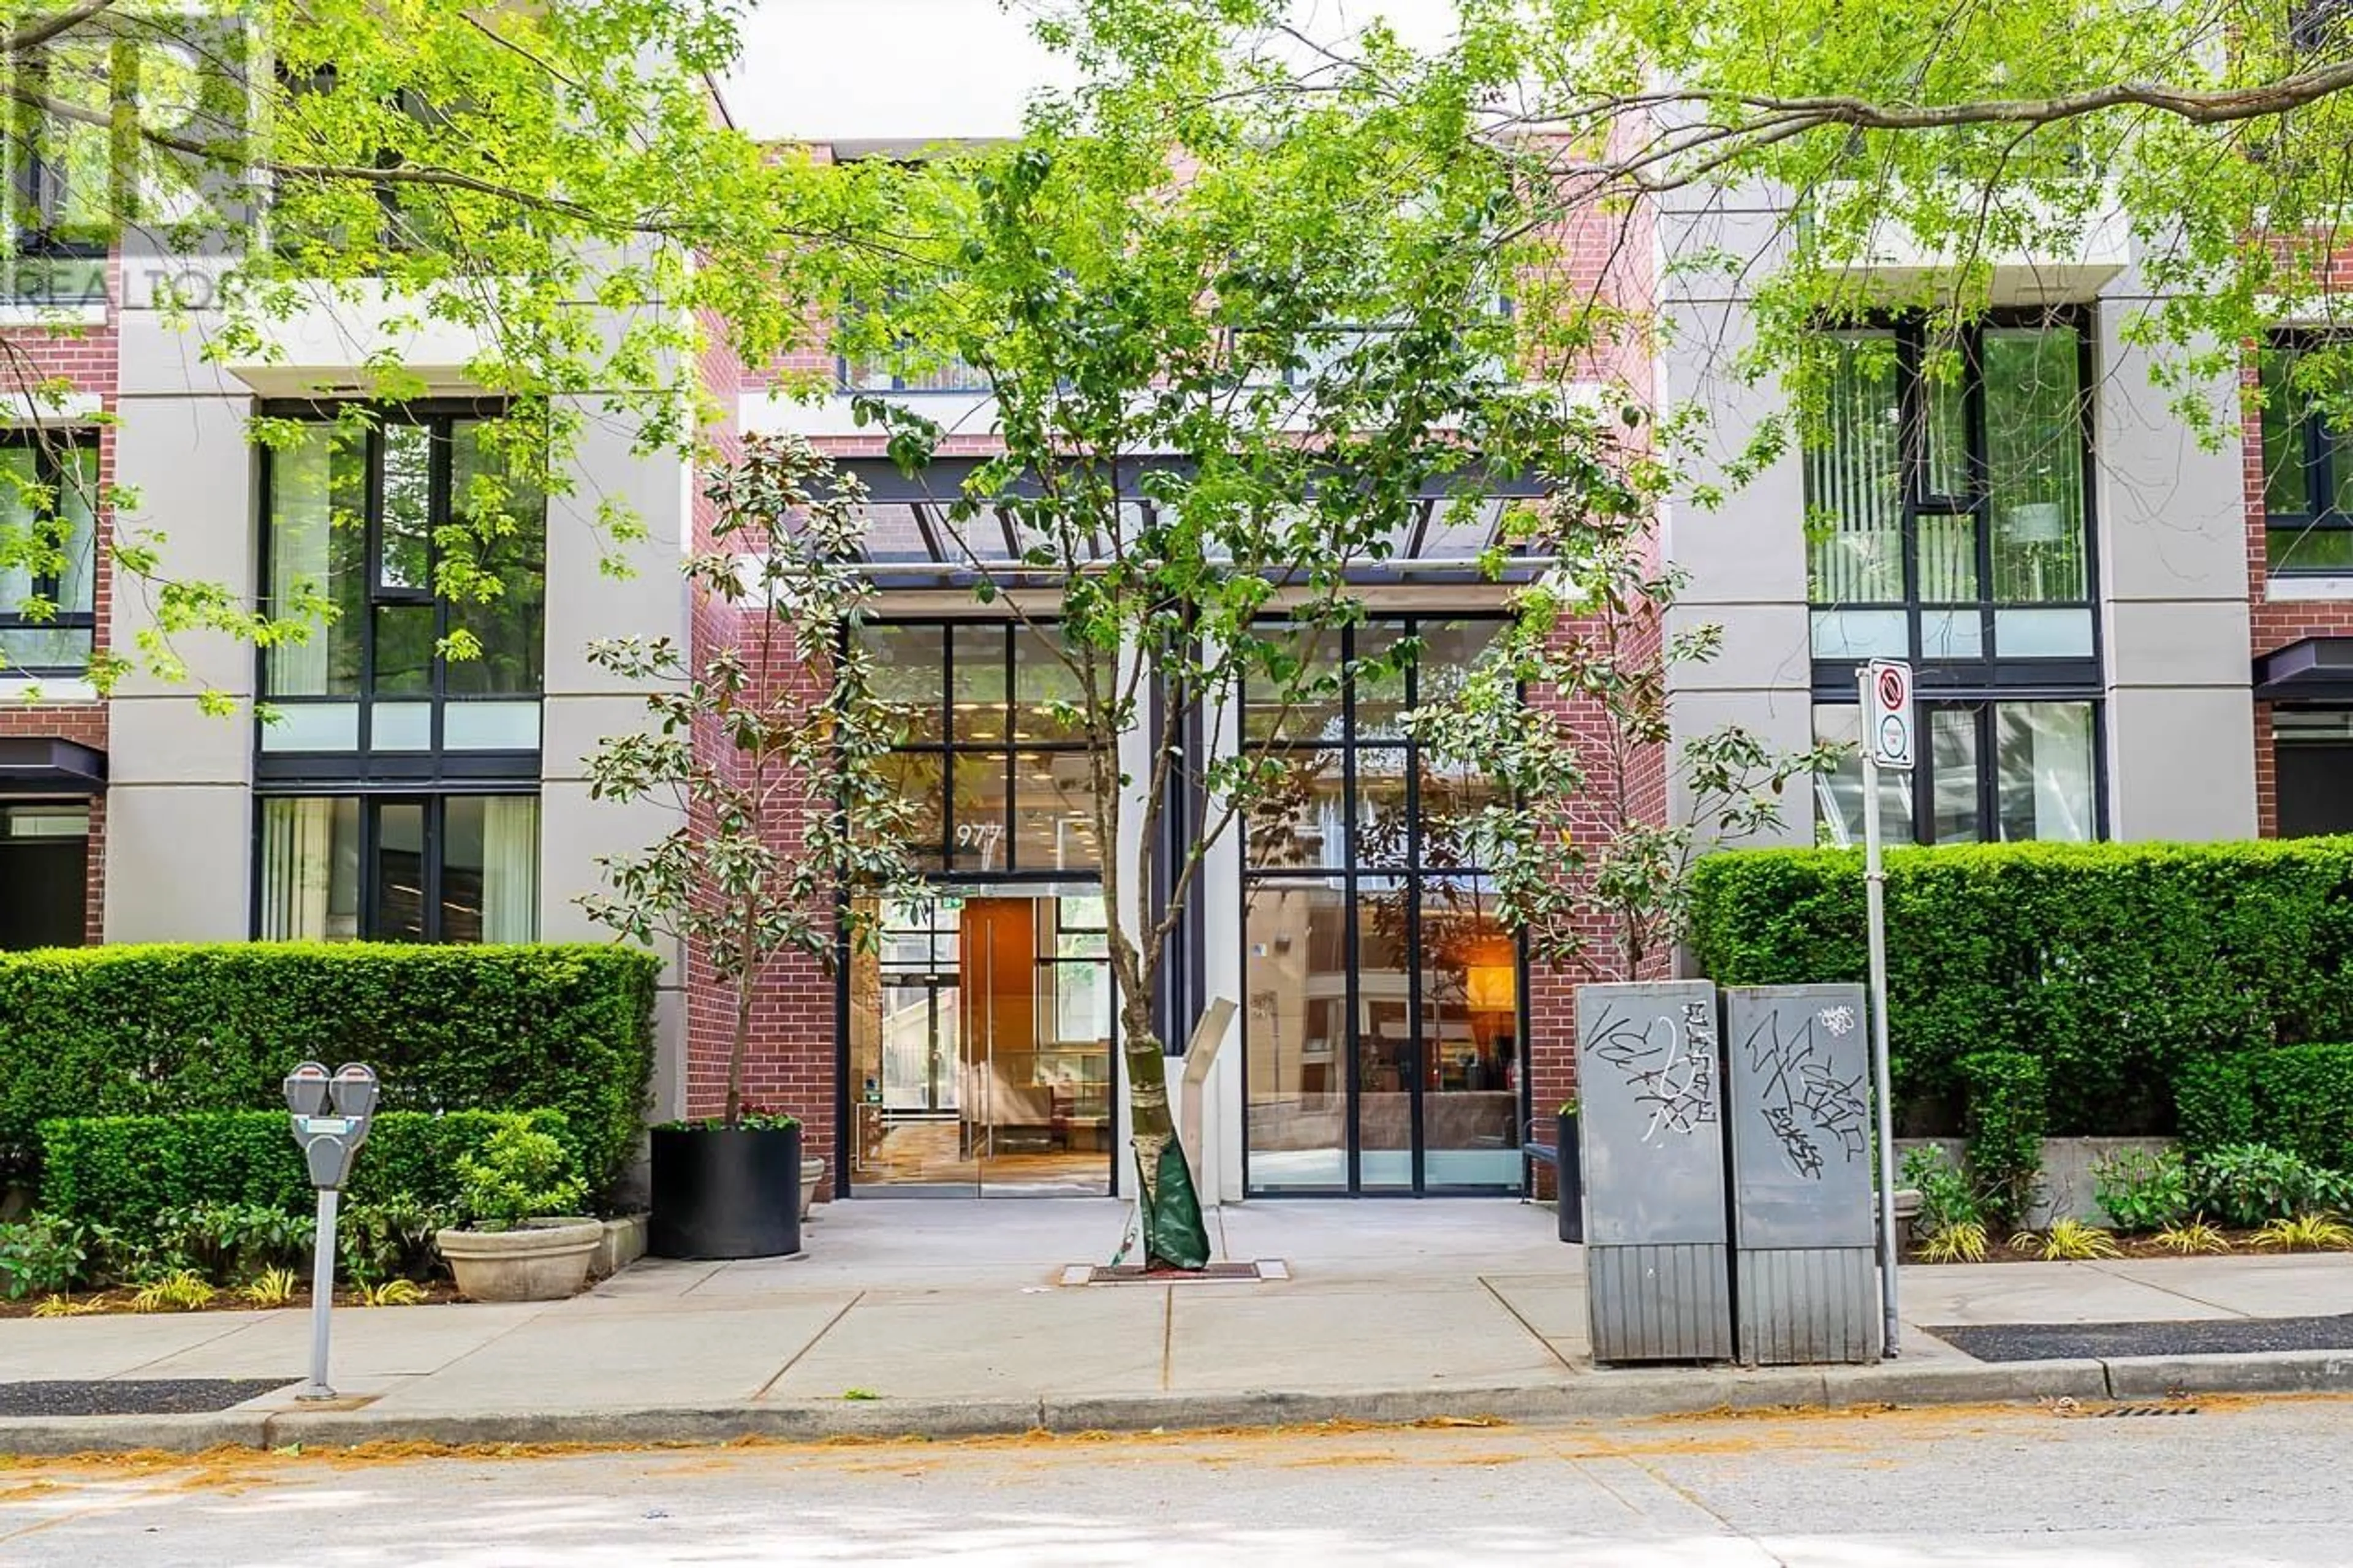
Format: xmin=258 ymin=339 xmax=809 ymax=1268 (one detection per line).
xmin=2257 ymin=637 xmax=2353 ymax=702
xmin=832 ymin=456 xmax=1548 ymax=589
xmin=0 ymin=737 xmax=106 ymax=796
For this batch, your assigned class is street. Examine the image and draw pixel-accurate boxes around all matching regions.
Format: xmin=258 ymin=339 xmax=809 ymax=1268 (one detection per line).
xmin=2 ymin=1396 xmax=2344 ymax=1566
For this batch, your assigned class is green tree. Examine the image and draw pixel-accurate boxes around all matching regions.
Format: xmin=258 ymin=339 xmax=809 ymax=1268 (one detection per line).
xmin=578 ymin=433 xmax=925 ymax=1128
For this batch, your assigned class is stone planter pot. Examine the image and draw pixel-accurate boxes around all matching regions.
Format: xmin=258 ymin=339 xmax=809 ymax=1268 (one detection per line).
xmin=649 ymin=1123 xmax=803 ymax=1260
xmin=800 ymin=1156 xmax=826 ymax=1222
xmin=436 ymin=1218 xmax=603 ymax=1302
xmin=1556 ymin=1109 xmax=1585 ymax=1244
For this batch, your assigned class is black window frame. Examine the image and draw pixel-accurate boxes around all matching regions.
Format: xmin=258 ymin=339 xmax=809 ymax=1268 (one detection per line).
xmin=2259 ymin=333 xmax=2353 ymax=575
xmin=247 ymin=787 xmax=539 ymax=943
xmin=0 ymin=427 xmax=99 ymax=676
xmin=1237 ymin=615 xmax=1531 ymax=1199
xmin=854 ymin=618 xmax=1097 ymax=879
xmin=1812 ymin=695 xmax=2109 ymax=847
xmin=252 ymin=397 xmax=546 ymax=787
xmin=1806 ymin=308 xmax=2104 ymax=698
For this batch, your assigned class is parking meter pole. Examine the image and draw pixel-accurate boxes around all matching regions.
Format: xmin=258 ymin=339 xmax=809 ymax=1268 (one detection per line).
xmin=1862 ymin=743 xmax=1902 ymax=1358
xmin=302 ymin=1186 xmax=340 ymax=1401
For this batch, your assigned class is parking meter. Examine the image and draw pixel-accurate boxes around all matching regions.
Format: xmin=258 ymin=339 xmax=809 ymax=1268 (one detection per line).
xmin=285 ymin=1061 xmax=378 ymax=1399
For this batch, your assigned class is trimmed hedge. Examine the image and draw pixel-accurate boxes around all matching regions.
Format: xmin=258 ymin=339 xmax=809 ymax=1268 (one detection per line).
xmin=0 ymin=944 xmax=658 ymax=1195
xmin=1958 ymin=1051 xmax=2047 ymax=1227
xmin=1689 ymin=840 xmax=2353 ymax=1135
xmin=2176 ymin=1044 xmax=2353 ymax=1170
xmin=36 ymin=1109 xmax=574 ymax=1231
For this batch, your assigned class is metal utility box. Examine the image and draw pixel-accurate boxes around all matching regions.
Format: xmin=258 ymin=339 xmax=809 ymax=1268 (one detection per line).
xmin=1576 ymin=980 xmax=1732 ymax=1363
xmin=1722 ymin=985 xmax=1881 ymax=1365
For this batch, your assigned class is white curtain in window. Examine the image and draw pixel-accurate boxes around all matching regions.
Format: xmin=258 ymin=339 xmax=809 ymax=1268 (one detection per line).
xmin=480 ymin=796 xmax=540 ymax=942
xmin=1998 ymin=703 xmax=2096 ymax=842
xmin=260 ymin=798 xmax=336 ymax=939
xmin=267 ymin=430 xmax=334 ymax=696
xmin=1805 ymin=333 xmax=1905 ymax=605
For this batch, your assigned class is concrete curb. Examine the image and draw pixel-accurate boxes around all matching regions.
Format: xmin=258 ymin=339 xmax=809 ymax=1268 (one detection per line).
xmin=4 ymin=1350 xmax=2350 ymax=1457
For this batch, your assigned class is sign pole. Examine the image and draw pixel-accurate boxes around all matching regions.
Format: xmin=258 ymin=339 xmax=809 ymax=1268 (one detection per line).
xmin=303 ymin=1186 xmax=340 ymax=1401
xmin=1859 ymin=662 xmax=1905 ymax=1358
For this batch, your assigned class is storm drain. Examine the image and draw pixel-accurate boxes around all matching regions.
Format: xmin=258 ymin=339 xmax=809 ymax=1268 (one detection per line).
xmin=2093 ymin=1403 xmax=2201 ymax=1418
xmin=0 ymin=1379 xmax=291 ymax=1417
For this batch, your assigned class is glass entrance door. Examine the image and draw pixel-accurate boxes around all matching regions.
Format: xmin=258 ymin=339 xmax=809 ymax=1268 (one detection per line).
xmin=849 ymin=887 xmax=1113 ymax=1195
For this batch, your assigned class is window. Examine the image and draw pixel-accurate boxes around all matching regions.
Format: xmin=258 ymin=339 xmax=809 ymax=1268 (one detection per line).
xmin=258 ymin=793 xmax=539 ymax=942
xmin=855 ymin=621 xmax=1097 ymax=875
xmin=1813 ymin=700 xmax=2097 ymax=846
xmin=1806 ymin=317 xmax=2096 ymax=665
xmin=2273 ymin=708 xmax=2353 ymax=836
xmin=2291 ymin=0 xmax=2351 ymax=53
xmin=0 ymin=433 xmax=98 ymax=675
xmin=1241 ymin=618 xmax=1522 ymax=1195
xmin=259 ymin=407 xmax=545 ymax=757
xmin=3 ymin=40 xmax=111 ymax=306
xmin=0 ymin=803 xmax=90 ymax=949
xmin=2259 ymin=337 xmax=2353 ymax=574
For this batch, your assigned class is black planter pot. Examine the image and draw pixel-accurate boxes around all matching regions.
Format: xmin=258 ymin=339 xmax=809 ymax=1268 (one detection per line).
xmin=649 ymin=1123 xmax=803 ymax=1260
xmin=1556 ymin=1110 xmax=1585 ymax=1244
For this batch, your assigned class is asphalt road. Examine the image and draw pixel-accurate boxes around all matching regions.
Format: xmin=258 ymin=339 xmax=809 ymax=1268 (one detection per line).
xmin=4 ymin=1395 xmax=2347 ymax=1566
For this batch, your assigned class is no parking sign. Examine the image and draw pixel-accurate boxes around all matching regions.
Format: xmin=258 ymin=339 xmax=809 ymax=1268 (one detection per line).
xmin=1863 ymin=659 xmax=1914 ymax=770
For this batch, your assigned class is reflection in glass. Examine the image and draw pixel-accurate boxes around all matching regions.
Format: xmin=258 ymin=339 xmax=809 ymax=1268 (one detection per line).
xmin=1996 ymin=702 xmax=2096 ymax=842
xmin=259 ymin=797 xmax=360 ymax=940
xmin=1245 ymin=749 xmax=1346 ymax=869
xmin=1243 ymin=626 xmax=1344 ymax=744
xmin=950 ymin=751 xmax=1010 ymax=873
xmin=1812 ymin=705 xmax=1915 ymax=847
xmin=262 ymin=427 xmax=368 ymax=698
xmin=1419 ymin=877 xmax=1520 ymax=1187
xmin=374 ymin=801 xmax=428 ymax=941
xmin=862 ymin=624 xmax=945 ymax=743
xmin=1011 ymin=749 xmax=1099 ymax=873
xmin=1352 ymin=622 xmax=1409 ymax=738
xmin=877 ymin=752 xmax=945 ymax=869
xmin=1354 ymin=879 xmax=1414 ymax=1190
xmin=1805 ymin=331 xmax=1904 ymax=605
xmin=1930 ymin=708 xmax=1981 ymax=842
xmin=952 ymin=624 xmax=1008 ymax=742
xmin=1245 ymin=884 xmax=1350 ymax=1189
xmin=444 ymin=420 xmax=547 ymax=697
xmin=1985 ymin=327 xmax=2087 ymax=603
xmin=1013 ymin=628 xmax=1087 ymax=743
xmin=1354 ymin=746 xmax=1410 ymax=868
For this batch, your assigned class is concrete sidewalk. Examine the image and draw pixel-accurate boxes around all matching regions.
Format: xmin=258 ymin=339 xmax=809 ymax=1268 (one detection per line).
xmin=4 ymin=1199 xmax=2351 ymax=1454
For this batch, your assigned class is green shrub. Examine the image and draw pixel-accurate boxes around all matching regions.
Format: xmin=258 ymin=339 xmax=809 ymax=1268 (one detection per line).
xmin=36 ymin=1108 xmax=574 ymax=1231
xmin=2191 ymin=1143 xmax=2340 ymax=1227
xmin=1899 ymin=1144 xmax=1984 ymax=1232
xmin=153 ymin=1202 xmax=316 ymax=1284
xmin=455 ymin=1121 xmax=588 ymax=1230
xmin=2176 ymin=1045 xmax=2353 ymax=1171
xmin=0 ymin=1218 xmax=85 ymax=1300
xmin=2090 ymin=1146 xmax=2193 ymax=1233
xmin=1689 ymin=841 xmax=2353 ymax=1134
xmin=1959 ymin=1051 xmax=2046 ymax=1228
xmin=2174 ymin=1056 xmax=2256 ymax=1153
xmin=338 ymin=1196 xmax=453 ymax=1286
xmin=0 ymin=943 xmax=656 ymax=1195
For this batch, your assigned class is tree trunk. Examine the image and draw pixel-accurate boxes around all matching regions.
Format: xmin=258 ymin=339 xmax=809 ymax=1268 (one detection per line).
xmin=1120 ymin=990 xmax=1211 ymax=1270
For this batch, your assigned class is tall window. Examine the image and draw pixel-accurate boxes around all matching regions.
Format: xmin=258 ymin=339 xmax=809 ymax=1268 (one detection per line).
xmin=2260 ymin=336 xmax=2353 ymax=574
xmin=0 ymin=433 xmax=97 ymax=675
xmin=259 ymin=794 xmax=540 ymax=942
xmin=1241 ymin=618 xmax=1521 ymax=1195
xmin=259 ymin=407 xmax=545 ymax=756
xmin=256 ymin=404 xmax=545 ymax=943
xmin=2 ymin=41 xmax=111 ymax=306
xmin=857 ymin=621 xmax=1097 ymax=876
xmin=1807 ymin=318 xmax=2095 ymax=665
xmin=1806 ymin=315 xmax=2102 ymax=844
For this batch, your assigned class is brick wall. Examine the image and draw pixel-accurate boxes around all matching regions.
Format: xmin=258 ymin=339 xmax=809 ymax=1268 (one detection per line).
xmin=4 ymin=256 xmax=121 ymax=946
xmin=2242 ymin=352 xmax=2353 ymax=838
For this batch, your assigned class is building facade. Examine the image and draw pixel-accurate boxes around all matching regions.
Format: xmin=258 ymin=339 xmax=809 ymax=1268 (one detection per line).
xmin=3 ymin=9 xmax=2344 ymax=1212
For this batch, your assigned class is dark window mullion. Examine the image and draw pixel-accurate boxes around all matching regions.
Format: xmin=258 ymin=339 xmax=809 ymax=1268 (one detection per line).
xmin=358 ymin=797 xmax=380 ymax=939
xmin=1977 ymin=702 xmax=1999 ymax=845
xmin=430 ymin=414 xmax=452 ymax=756
xmin=1896 ymin=325 xmax=1925 ymax=662
xmin=1402 ymin=619 xmax=1425 ymax=1193
xmin=358 ymin=427 xmax=381 ymax=753
xmin=1966 ymin=325 xmax=1997 ymax=654
xmin=1338 ymin=622 xmax=1362 ymax=1195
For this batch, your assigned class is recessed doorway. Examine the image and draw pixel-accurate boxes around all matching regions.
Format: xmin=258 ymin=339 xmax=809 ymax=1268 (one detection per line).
xmin=846 ymin=886 xmax=1115 ymax=1195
